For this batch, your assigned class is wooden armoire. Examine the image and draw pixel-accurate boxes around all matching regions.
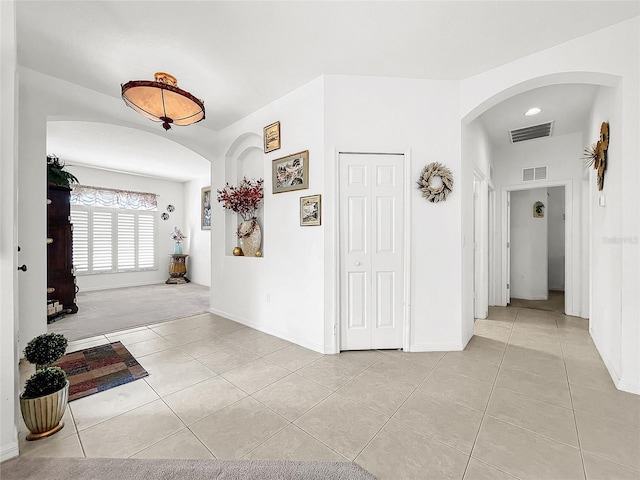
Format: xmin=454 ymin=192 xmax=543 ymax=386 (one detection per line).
xmin=47 ymin=185 xmax=78 ymax=322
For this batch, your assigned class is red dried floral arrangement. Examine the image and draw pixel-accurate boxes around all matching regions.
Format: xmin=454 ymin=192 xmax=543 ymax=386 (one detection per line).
xmin=216 ymin=177 xmax=264 ymax=221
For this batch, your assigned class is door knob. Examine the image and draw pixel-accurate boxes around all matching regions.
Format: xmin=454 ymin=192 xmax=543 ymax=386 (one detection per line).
xmin=18 ymin=264 xmax=27 ymax=272
xmin=355 ymin=261 xmax=361 ymax=266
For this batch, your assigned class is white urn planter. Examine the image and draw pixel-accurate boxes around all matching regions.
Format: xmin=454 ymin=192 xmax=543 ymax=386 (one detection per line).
xmin=20 ymin=380 xmax=69 ymax=441
xmin=238 ymin=218 xmax=261 ymax=257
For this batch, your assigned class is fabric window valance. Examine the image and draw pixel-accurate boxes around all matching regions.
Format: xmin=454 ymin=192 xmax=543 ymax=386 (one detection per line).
xmin=71 ymin=185 xmax=157 ymax=211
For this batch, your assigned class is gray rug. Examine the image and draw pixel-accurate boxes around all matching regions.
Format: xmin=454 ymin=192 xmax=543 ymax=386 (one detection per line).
xmin=48 ymin=283 xmax=210 ymax=341
xmin=0 ymin=457 xmax=376 ymax=480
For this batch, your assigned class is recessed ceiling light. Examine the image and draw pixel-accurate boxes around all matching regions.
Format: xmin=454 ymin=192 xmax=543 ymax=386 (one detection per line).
xmin=525 ymin=107 xmax=542 ymax=116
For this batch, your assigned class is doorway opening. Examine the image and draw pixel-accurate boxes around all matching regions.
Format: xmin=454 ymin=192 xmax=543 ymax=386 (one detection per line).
xmin=508 ymin=185 xmax=566 ymax=314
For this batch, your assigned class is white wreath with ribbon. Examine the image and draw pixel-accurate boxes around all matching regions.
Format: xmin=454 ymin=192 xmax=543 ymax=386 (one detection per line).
xmin=417 ymin=162 xmax=454 ymax=203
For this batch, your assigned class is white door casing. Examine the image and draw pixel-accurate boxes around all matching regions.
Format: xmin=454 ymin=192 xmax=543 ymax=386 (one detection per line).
xmin=473 ymin=176 xmax=480 ymax=318
xmin=339 ymin=153 xmax=404 ymax=350
xmin=506 ymin=191 xmax=511 ymax=305
xmin=501 ymin=181 xmax=574 ymax=315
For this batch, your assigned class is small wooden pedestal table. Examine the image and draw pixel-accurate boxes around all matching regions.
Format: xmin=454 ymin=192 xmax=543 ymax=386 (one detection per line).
xmin=166 ymin=254 xmax=190 ymax=284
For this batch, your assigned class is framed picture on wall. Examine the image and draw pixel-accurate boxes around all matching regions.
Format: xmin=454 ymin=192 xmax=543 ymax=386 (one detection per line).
xmin=201 ymin=186 xmax=212 ymax=230
xmin=272 ymin=150 xmax=309 ymax=194
xmin=300 ymin=194 xmax=321 ymax=226
xmin=263 ymin=121 xmax=281 ymax=153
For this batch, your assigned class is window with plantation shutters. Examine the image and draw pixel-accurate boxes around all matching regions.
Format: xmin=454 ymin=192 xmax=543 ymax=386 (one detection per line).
xmin=71 ymin=205 xmax=157 ymax=275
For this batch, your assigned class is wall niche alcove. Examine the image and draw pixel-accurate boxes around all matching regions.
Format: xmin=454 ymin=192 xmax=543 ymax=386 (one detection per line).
xmin=224 ymin=132 xmax=265 ymax=257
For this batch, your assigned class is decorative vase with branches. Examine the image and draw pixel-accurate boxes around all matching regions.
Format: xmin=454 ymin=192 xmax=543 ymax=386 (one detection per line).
xmin=217 ymin=178 xmax=264 ymax=256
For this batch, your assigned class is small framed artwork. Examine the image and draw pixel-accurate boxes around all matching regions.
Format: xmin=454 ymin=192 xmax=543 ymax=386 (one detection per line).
xmin=201 ymin=186 xmax=212 ymax=230
xmin=300 ymin=194 xmax=321 ymax=226
xmin=263 ymin=121 xmax=281 ymax=153
xmin=272 ymin=150 xmax=309 ymax=194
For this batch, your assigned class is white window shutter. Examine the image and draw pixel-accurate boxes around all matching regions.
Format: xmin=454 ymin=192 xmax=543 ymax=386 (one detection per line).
xmin=117 ymin=213 xmax=136 ymax=270
xmin=71 ymin=209 xmax=89 ymax=273
xmin=138 ymin=213 xmax=156 ymax=269
xmin=92 ymin=211 xmax=113 ymax=271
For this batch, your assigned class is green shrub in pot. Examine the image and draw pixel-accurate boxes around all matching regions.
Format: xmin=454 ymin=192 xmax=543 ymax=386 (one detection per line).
xmin=20 ymin=332 xmax=69 ymax=440
xmin=23 ymin=332 xmax=68 ymax=371
xmin=22 ymin=366 xmax=67 ymax=399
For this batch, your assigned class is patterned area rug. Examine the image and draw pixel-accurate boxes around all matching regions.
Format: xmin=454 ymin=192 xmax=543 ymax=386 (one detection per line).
xmin=54 ymin=342 xmax=149 ymax=401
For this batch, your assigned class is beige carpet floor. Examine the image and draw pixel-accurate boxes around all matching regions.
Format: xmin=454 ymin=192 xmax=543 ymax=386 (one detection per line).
xmin=0 ymin=457 xmax=375 ymax=480
xmin=48 ymin=283 xmax=210 ymax=342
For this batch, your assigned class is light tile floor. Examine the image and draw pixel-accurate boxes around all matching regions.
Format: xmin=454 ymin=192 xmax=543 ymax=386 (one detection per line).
xmin=17 ymin=307 xmax=640 ymax=479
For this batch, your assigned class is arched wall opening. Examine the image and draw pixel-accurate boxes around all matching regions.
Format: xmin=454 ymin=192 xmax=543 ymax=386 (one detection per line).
xmin=463 ymin=71 xmax=621 ymax=315
xmin=461 ymin=70 xmax=636 ymax=393
xmin=34 ymin=118 xmax=212 ymax=332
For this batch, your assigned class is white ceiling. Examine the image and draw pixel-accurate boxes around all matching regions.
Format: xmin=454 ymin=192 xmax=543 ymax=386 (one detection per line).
xmin=16 ymin=1 xmax=640 ymax=180
xmin=47 ymin=122 xmax=211 ymax=182
xmin=478 ymin=83 xmax=600 ymax=147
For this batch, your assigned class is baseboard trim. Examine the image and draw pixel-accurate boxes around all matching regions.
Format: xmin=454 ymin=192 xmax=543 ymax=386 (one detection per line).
xmin=590 ymin=327 xmax=640 ymax=395
xmin=617 ymin=378 xmax=640 ymax=395
xmin=409 ymin=342 xmax=465 ymax=352
xmin=463 ymin=326 xmax=474 ymax=347
xmin=78 ymin=281 xmax=167 ymax=292
xmin=511 ymin=295 xmax=548 ymax=301
xmin=1 ymin=441 xmax=19 ymax=462
xmin=208 ymin=308 xmax=327 ymax=354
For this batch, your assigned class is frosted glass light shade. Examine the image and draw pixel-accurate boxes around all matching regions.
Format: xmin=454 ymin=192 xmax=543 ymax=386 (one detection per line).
xmin=121 ymin=72 xmax=205 ymax=130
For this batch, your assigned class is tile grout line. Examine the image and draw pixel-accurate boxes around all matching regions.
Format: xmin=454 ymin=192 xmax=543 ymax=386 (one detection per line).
xmin=153 ymin=392 xmax=221 ymax=460
xmin=558 ymin=320 xmax=589 ymax=480
xmin=351 ymin=353 xmax=449 ymax=464
xmin=67 ymin=406 xmax=88 ymax=459
xmin=461 ymin=308 xmax=518 ymax=480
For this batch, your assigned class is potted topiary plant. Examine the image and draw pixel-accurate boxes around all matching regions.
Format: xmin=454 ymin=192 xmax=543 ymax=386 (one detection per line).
xmin=19 ymin=333 xmax=69 ymax=441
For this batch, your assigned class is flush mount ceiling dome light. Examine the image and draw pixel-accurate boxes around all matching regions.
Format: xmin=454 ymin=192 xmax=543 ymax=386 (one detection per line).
xmin=121 ymin=72 xmax=205 ymax=131
xmin=525 ymin=107 xmax=542 ymax=116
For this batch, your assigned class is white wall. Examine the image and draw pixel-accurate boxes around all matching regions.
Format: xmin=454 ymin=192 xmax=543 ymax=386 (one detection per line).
xmin=184 ymin=174 xmax=211 ymax=287
xmin=211 ymin=73 xmax=469 ymax=354
xmin=0 ymin=0 xmax=19 ymax=462
xmin=210 ymin=77 xmax=326 ymax=352
xmin=324 ymin=75 xmax=467 ymax=351
xmin=510 ymin=188 xmax=548 ymax=300
xmin=65 ymin=165 xmax=185 ymax=291
xmin=492 ymin=133 xmax=584 ymax=313
xmin=587 ymin=84 xmax=639 ymax=394
xmin=548 ymin=186 xmax=565 ymax=291
xmin=461 ymin=16 xmax=639 ymax=393
xmin=462 ymin=120 xmax=493 ymax=321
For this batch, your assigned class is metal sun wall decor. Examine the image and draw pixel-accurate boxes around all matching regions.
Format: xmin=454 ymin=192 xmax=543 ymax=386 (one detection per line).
xmin=417 ymin=162 xmax=454 ymax=203
xmin=583 ymin=122 xmax=609 ymax=191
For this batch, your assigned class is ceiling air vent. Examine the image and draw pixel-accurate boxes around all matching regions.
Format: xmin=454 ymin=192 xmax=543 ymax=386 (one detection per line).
xmin=522 ymin=166 xmax=547 ymax=182
xmin=510 ymin=121 xmax=554 ymax=143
